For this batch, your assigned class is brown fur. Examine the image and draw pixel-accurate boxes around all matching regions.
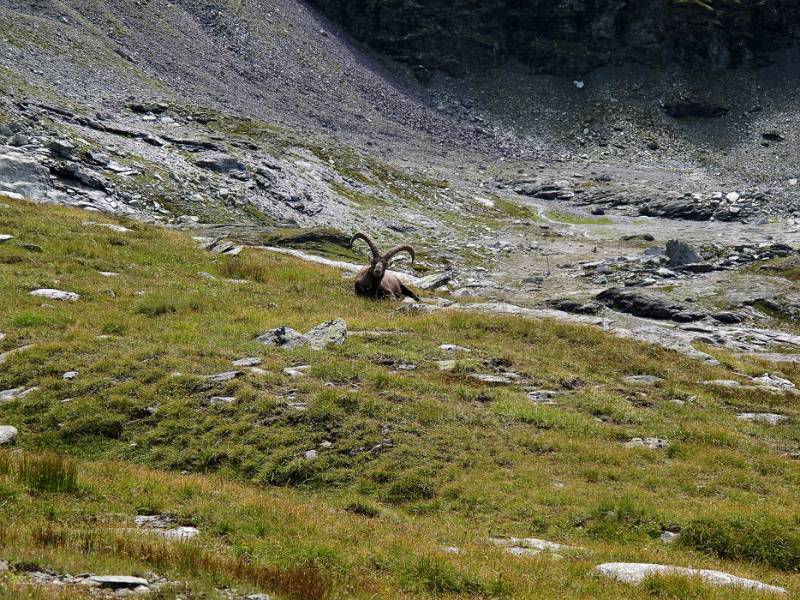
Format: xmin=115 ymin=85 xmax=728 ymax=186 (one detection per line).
xmin=351 ymin=233 xmax=419 ymax=301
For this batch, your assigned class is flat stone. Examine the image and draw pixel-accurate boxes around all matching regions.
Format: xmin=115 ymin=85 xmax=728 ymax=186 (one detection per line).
xmin=436 ymin=360 xmax=457 ymax=371
xmin=701 ymin=380 xmax=741 ymax=387
xmin=88 ymin=576 xmax=150 ymax=590
xmin=30 ymin=289 xmax=80 ymax=301
xmin=0 ymin=426 xmax=18 ymax=444
xmin=528 ymin=390 xmax=559 ymax=404
xmin=0 ymin=234 xmax=14 ymax=243
xmin=0 ymin=344 xmax=35 ymax=365
xmin=737 ymin=413 xmax=788 ymax=426
xmin=250 ymin=367 xmax=267 ymax=375
xmin=283 ymin=365 xmax=310 ymax=378
xmin=0 ymin=387 xmax=38 ymax=402
xmin=157 ymin=526 xmax=199 ymax=540
xmin=624 ymin=437 xmax=668 ymax=450
xmin=752 ymin=373 xmax=795 ymax=390
xmin=209 ymin=396 xmax=237 ymax=405
xmin=440 ymin=344 xmax=470 ymax=352
xmin=596 ymin=562 xmax=786 ymax=594
xmin=233 ymin=357 xmax=262 ymax=367
xmin=471 ymin=374 xmax=514 ymax=385
xmin=490 ymin=536 xmax=575 ymax=555
xmin=63 ymin=371 xmax=79 ymax=380
xmin=208 ymin=371 xmax=243 ymax=383
xmin=82 ymin=221 xmax=131 ymax=233
xmin=624 ymin=375 xmax=663 ymax=386
xmin=99 ymin=272 xmax=119 ymax=277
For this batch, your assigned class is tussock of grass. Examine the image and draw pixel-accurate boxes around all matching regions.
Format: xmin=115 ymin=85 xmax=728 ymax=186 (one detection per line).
xmin=1 ymin=452 xmax=78 ymax=494
xmin=682 ymin=515 xmax=800 ymax=572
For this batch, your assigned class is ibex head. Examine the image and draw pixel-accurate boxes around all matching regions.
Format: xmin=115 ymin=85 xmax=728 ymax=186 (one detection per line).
xmin=350 ymin=232 xmax=415 ymax=282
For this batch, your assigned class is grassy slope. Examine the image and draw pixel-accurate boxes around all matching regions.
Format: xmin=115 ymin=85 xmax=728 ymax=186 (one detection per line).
xmin=0 ymin=196 xmax=799 ymax=598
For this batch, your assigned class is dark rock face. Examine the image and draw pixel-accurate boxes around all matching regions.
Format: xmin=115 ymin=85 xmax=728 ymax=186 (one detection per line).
xmin=597 ymin=288 xmax=706 ymax=322
xmin=308 ymin=0 xmax=800 ymax=76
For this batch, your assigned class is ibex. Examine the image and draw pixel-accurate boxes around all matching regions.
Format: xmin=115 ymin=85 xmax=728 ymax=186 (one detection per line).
xmin=351 ymin=232 xmax=420 ymax=301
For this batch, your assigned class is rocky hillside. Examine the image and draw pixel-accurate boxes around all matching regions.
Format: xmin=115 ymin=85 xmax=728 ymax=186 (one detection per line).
xmin=309 ymin=0 xmax=800 ymax=77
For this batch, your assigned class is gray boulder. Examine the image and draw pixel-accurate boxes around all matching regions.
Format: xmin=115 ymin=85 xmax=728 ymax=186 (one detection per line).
xmin=0 ymin=152 xmax=51 ymax=200
xmin=304 ymin=319 xmax=347 ymax=349
xmin=0 ymin=426 xmax=18 ymax=445
xmin=195 ymin=154 xmax=247 ymax=174
xmin=257 ymin=326 xmax=309 ymax=349
xmin=665 ymin=240 xmax=703 ymax=268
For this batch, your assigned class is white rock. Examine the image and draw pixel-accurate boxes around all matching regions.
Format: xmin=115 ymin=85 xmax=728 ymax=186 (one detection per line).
xmin=726 ymin=192 xmax=740 ymax=202
xmin=0 ymin=386 xmax=38 ymax=401
xmin=574 ymin=80 xmax=585 ymax=89
xmin=30 ymin=289 xmax=80 ymax=301
xmin=0 ymin=234 xmax=13 ymax=243
xmin=0 ymin=426 xmax=18 ymax=444
xmin=250 ymin=367 xmax=268 ymax=375
xmin=440 ymin=344 xmax=470 ymax=352
xmin=752 ymin=373 xmax=795 ymax=390
xmin=304 ymin=449 xmax=318 ymax=460
xmin=436 ymin=360 xmax=457 ymax=371
xmin=158 ymin=526 xmax=199 ymax=541
xmin=701 ymin=379 xmax=740 ymax=387
xmin=233 ymin=357 xmax=262 ymax=367
xmin=0 ymin=344 xmax=34 ymax=365
xmin=208 ymin=371 xmax=243 ymax=383
xmin=490 ymin=536 xmax=577 ymax=556
xmin=470 ymin=374 xmax=513 ymax=385
xmin=659 ymin=531 xmax=680 ymax=543
xmin=625 ymin=437 xmax=668 ymax=450
xmin=82 ymin=221 xmax=131 ymax=233
xmin=737 ymin=413 xmax=788 ymax=426
xmin=209 ymin=397 xmax=236 ymax=405
xmin=99 ymin=271 xmax=119 ymax=277
xmin=624 ymin=375 xmax=663 ymax=385
xmin=63 ymin=371 xmax=79 ymax=380
xmin=596 ymin=562 xmax=786 ymax=594
xmin=788 ymin=178 xmax=798 ymax=186
xmin=283 ymin=365 xmax=310 ymax=378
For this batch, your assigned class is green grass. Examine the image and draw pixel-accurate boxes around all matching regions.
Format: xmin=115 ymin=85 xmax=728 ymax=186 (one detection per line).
xmin=0 ymin=196 xmax=799 ymax=598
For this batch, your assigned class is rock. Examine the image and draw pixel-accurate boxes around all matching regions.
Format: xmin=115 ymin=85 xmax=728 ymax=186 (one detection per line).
xmin=623 ymin=375 xmax=663 ymax=386
xmin=470 ymin=374 xmax=514 ymax=385
xmin=659 ymin=531 xmax=680 ymax=543
xmin=30 ymin=289 xmax=80 ymax=301
xmin=527 ymin=390 xmax=559 ymax=404
xmin=762 ymin=130 xmax=785 ymax=142
xmin=596 ymin=563 xmax=786 ymax=594
xmin=416 ymin=272 xmax=454 ymax=290
xmin=195 ymin=154 xmax=247 ymax=175
xmin=701 ymin=380 xmax=741 ymax=387
xmin=207 ymin=371 xmax=243 ymax=383
xmin=232 ymin=357 xmax=262 ymax=367
xmin=88 ymin=576 xmax=150 ymax=590
xmin=304 ymin=449 xmax=318 ymax=460
xmin=209 ymin=397 xmax=237 ymax=405
xmin=437 ymin=360 xmax=457 ymax=371
xmin=47 ymin=139 xmax=76 ymax=158
xmin=752 ymin=373 xmax=795 ymax=390
xmin=256 ymin=326 xmax=309 ymax=349
xmin=0 ymin=234 xmax=14 ymax=244
xmin=1 ymin=387 xmax=39 ymax=402
xmin=665 ymin=240 xmax=703 ymax=268
xmin=257 ymin=320 xmax=347 ymax=350
xmin=0 ymin=426 xmax=18 ymax=444
xmin=283 ymin=365 xmax=310 ymax=378
xmin=0 ymin=344 xmax=35 ymax=365
xmin=82 ymin=221 xmax=131 ymax=233
xmin=490 ymin=536 xmax=576 ymax=555
xmin=711 ymin=312 xmax=742 ymax=324
xmin=304 ymin=319 xmax=347 ymax=349
xmin=546 ymin=299 xmax=602 ymax=315
xmin=624 ymin=437 xmax=668 ymax=450
xmin=0 ymin=151 xmax=51 ymax=200
xmin=158 ymin=526 xmax=200 ymax=540
xmin=597 ymin=288 xmax=705 ymax=322
xmin=440 ymin=344 xmax=470 ymax=352
xmin=737 ymin=413 xmax=788 ymax=426
xmin=62 ymin=371 xmax=79 ymax=380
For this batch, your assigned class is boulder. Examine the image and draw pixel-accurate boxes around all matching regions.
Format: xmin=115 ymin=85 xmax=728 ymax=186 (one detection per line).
xmin=737 ymin=413 xmax=788 ymax=426
xmin=665 ymin=240 xmax=703 ymax=268
xmin=47 ymin=139 xmax=76 ymax=158
xmin=195 ymin=154 xmax=247 ymax=174
xmin=596 ymin=288 xmax=705 ymax=322
xmin=257 ymin=326 xmax=309 ymax=349
xmin=304 ymin=319 xmax=348 ymax=349
xmin=596 ymin=562 xmax=786 ymax=594
xmin=0 ymin=426 xmax=18 ymax=445
xmin=87 ymin=576 xmax=150 ymax=590
xmin=0 ymin=152 xmax=51 ymax=200
xmin=624 ymin=437 xmax=668 ymax=450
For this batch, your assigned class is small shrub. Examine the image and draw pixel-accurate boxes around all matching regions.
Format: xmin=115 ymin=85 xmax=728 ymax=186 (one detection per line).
xmin=17 ymin=453 xmax=78 ymax=493
xmin=681 ymin=515 xmax=800 ymax=572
